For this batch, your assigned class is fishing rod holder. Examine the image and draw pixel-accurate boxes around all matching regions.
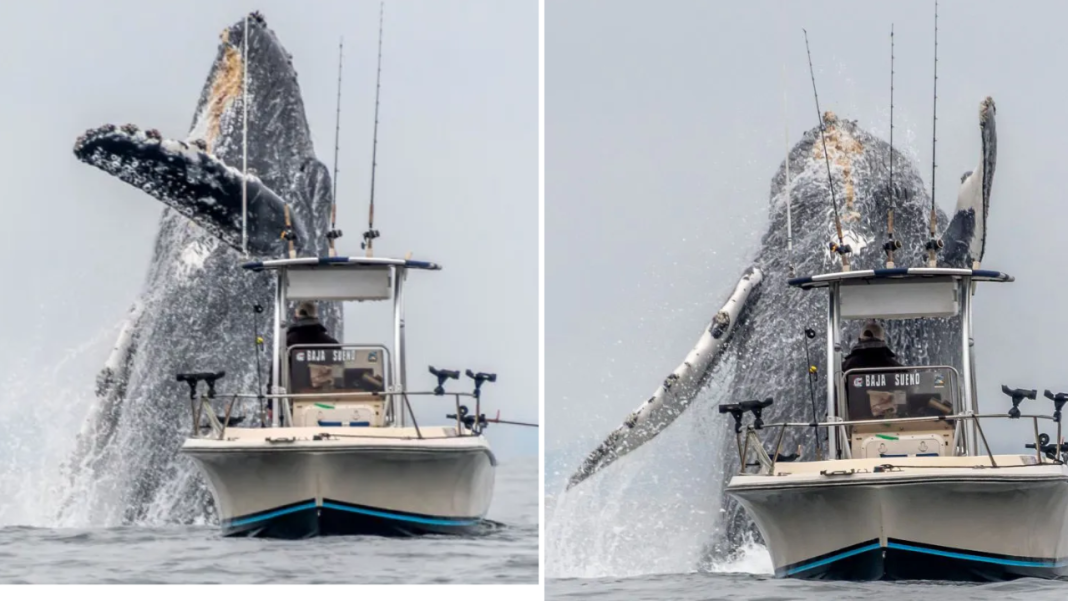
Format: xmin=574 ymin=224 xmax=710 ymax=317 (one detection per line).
xmin=428 ymin=365 xmax=460 ymax=395
xmin=741 ymin=398 xmax=774 ymax=429
xmin=177 ymin=371 xmax=227 ymax=400
xmin=1044 ymin=390 xmax=1068 ymax=422
xmin=1001 ymin=385 xmax=1036 ymax=419
xmin=719 ymin=402 xmax=775 ymax=473
xmin=720 ymin=398 xmax=775 ymax=431
xmin=176 ymin=371 xmax=241 ymax=440
xmin=719 ymin=403 xmax=747 ymax=433
xmin=466 ymin=369 xmax=497 ymax=400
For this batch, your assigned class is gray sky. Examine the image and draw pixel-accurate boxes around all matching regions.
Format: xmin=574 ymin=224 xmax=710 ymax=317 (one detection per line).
xmin=0 ymin=1 xmax=537 ymax=458
xmin=547 ymin=0 xmax=1068 ymax=482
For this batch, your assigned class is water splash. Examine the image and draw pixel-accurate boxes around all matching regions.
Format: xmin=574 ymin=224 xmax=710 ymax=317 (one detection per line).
xmin=545 ymin=356 xmax=736 ymax=579
xmin=705 ymin=532 xmax=774 ymax=576
xmin=0 ymin=324 xmax=122 ymax=526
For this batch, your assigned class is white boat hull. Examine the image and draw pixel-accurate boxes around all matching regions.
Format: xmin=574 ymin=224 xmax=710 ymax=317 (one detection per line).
xmin=181 ymin=426 xmax=496 ymax=538
xmin=726 ymin=456 xmax=1068 ymax=580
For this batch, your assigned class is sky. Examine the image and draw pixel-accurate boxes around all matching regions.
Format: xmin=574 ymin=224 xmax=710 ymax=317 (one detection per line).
xmin=546 ymin=0 xmax=1068 ymax=482
xmin=0 ymin=1 xmax=537 ymax=459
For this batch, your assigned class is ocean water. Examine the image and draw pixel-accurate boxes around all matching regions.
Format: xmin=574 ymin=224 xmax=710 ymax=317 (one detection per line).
xmin=547 ymin=572 xmax=1068 ymax=601
xmin=0 ymin=456 xmax=537 ymax=585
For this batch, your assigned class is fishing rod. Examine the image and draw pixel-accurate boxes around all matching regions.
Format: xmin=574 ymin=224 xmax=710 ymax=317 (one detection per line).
xmin=925 ymin=0 xmax=944 ymax=267
xmin=803 ymin=29 xmax=851 ymax=272
xmin=241 ymin=13 xmax=251 ymax=258
xmin=485 ymin=411 xmax=539 ymax=428
xmin=884 ymin=24 xmax=901 ymax=268
xmin=362 ymin=1 xmax=384 ymax=258
xmin=328 ymin=38 xmax=345 ymax=257
xmin=782 ymin=61 xmax=794 ymax=277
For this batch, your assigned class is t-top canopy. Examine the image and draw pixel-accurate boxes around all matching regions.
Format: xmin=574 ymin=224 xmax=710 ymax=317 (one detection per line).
xmin=241 ymin=256 xmax=442 ymax=272
xmin=787 ymin=267 xmax=1013 ymax=290
xmin=788 ymin=267 xmax=1013 ymax=320
xmin=241 ymin=256 xmax=441 ymax=302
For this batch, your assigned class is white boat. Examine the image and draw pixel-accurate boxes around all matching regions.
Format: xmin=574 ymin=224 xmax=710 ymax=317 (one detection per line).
xmin=722 ymin=267 xmax=1068 ymax=581
xmin=177 ymin=255 xmax=498 ymax=538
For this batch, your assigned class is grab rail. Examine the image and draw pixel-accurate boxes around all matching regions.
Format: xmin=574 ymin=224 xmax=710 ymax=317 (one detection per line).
xmin=727 ymin=411 xmax=1063 ymax=476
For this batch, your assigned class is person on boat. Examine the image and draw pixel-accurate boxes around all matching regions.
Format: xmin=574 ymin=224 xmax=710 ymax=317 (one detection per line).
xmin=263 ymin=301 xmax=339 ymax=427
xmin=286 ymin=301 xmax=339 ymax=347
xmin=841 ymin=320 xmax=902 ymax=372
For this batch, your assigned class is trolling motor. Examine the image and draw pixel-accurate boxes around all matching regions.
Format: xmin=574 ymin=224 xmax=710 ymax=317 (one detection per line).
xmin=1001 ymin=384 xmax=1036 ymax=419
xmin=428 ymin=365 xmax=460 ymax=395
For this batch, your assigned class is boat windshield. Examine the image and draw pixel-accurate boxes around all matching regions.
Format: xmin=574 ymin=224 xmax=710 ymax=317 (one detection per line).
xmin=843 ymin=366 xmax=957 ymax=424
xmin=287 ymin=345 xmax=388 ymax=397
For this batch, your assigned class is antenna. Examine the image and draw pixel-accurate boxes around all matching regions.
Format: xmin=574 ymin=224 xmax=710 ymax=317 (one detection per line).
xmin=362 ymin=1 xmax=384 ymax=258
xmin=241 ymin=14 xmax=250 ymax=258
xmin=883 ymin=24 xmax=901 ymax=268
xmin=925 ymin=0 xmax=944 ymax=266
xmin=803 ymin=29 xmax=851 ymax=272
xmin=782 ymin=61 xmax=794 ymax=277
xmin=328 ymin=37 xmax=345 ymax=257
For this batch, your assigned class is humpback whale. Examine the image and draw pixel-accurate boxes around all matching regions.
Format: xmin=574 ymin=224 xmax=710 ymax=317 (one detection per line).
xmin=61 ymin=12 xmax=342 ymax=525
xmin=565 ymin=99 xmax=997 ymax=557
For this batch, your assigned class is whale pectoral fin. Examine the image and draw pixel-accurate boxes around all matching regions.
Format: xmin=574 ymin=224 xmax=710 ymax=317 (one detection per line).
xmin=943 ymin=97 xmax=996 ymax=268
xmin=941 ymin=206 xmax=977 ymax=268
xmin=566 ymin=267 xmax=764 ymax=491
xmin=73 ymin=124 xmax=302 ymax=256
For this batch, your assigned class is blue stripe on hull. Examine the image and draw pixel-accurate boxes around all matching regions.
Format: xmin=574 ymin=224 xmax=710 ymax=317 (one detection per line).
xmin=220 ymin=499 xmax=483 ymax=539
xmin=884 ymin=541 xmax=1068 ymax=569
xmin=320 ymin=501 xmax=481 ymax=527
xmin=785 ymin=542 xmax=882 ymax=576
xmin=780 ymin=539 xmax=1068 ymax=581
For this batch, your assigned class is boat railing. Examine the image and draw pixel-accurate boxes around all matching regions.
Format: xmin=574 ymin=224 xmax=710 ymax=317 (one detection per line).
xmin=722 ymin=396 xmax=1068 ymax=476
xmin=176 ymin=374 xmax=493 ymax=441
